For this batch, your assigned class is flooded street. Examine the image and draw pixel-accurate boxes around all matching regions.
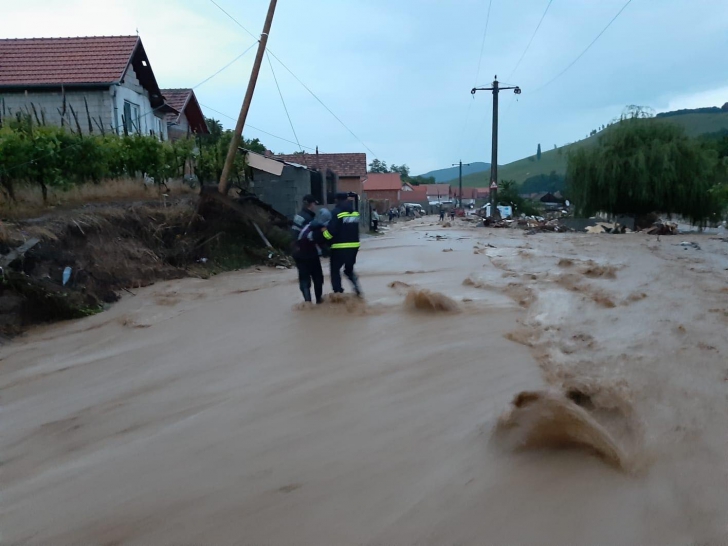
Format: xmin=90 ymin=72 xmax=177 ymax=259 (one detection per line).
xmin=2 ymin=218 xmax=728 ymax=545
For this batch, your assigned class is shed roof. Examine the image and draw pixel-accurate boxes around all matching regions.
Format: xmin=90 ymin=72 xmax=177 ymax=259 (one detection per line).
xmin=273 ymin=152 xmax=367 ymax=178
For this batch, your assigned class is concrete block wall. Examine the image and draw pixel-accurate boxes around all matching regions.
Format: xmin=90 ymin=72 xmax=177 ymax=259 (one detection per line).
xmin=0 ymin=89 xmax=112 ymax=134
xmin=251 ymin=165 xmax=312 ymax=219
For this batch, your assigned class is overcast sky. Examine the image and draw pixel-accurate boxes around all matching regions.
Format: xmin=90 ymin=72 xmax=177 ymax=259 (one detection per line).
xmin=2 ymin=0 xmax=728 ymax=174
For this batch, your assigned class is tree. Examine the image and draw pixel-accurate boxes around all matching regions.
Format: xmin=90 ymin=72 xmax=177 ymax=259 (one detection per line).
xmin=567 ymin=118 xmax=725 ymax=225
xmin=368 ymin=159 xmax=388 ymax=173
xmin=498 ymin=179 xmax=540 ymax=216
xmin=537 ymin=144 xmax=542 ymax=161
xmin=389 ymin=164 xmax=410 ymax=179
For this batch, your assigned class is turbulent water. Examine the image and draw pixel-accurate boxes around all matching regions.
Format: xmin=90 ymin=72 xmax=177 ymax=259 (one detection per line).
xmin=2 ymin=219 xmax=728 ymax=545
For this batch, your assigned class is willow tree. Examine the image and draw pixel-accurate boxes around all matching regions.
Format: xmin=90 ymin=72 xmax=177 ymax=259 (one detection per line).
xmin=567 ymin=118 xmax=724 ymax=225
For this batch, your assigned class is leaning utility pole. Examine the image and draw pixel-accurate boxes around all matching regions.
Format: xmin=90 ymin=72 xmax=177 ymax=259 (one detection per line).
xmin=451 ymin=160 xmax=471 ymax=208
xmin=471 ymin=76 xmax=520 ymax=216
xmin=218 ymin=0 xmax=278 ymax=195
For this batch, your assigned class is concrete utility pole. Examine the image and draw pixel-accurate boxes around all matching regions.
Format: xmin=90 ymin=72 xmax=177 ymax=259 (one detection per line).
xmin=451 ymin=160 xmax=471 ymax=208
xmin=471 ymin=76 xmax=520 ymax=215
xmin=218 ymin=0 xmax=278 ymax=195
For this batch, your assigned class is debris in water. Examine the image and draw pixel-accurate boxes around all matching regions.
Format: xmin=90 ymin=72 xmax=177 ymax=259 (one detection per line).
xmin=443 ymin=248 xmax=453 ymax=252
xmin=494 ymin=390 xmax=629 ymax=470
xmin=557 ymin=258 xmax=574 ymax=268
xmin=388 ymin=281 xmax=412 ymax=290
xmin=580 ymin=260 xmax=618 ymax=279
xmin=404 ymin=289 xmax=459 ymax=313
xmin=62 ymin=267 xmax=72 ymax=286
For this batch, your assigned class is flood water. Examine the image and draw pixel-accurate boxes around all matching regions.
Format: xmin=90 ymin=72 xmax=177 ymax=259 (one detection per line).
xmin=2 ymin=219 xmax=728 ymax=545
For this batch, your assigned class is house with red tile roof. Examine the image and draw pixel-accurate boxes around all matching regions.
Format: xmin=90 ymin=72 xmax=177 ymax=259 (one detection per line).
xmin=273 ymin=152 xmax=367 ymax=199
xmin=161 ymin=88 xmax=209 ymax=140
xmin=363 ymin=172 xmax=402 ymax=207
xmin=0 ymin=36 xmax=176 ymax=140
xmin=400 ymin=183 xmax=429 ymax=207
xmin=424 ymin=184 xmax=452 ymax=202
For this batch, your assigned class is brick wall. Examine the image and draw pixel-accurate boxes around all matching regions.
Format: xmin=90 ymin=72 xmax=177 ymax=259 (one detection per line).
xmin=363 ymin=189 xmax=399 ymax=205
xmin=337 ymin=176 xmax=363 ymax=195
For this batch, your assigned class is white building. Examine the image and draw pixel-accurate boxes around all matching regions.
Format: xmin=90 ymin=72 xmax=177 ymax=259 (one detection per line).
xmin=0 ymin=36 xmax=176 ymax=140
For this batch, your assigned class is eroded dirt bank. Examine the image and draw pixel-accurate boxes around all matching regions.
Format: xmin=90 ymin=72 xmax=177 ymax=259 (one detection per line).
xmin=2 ymin=218 xmax=728 ymax=545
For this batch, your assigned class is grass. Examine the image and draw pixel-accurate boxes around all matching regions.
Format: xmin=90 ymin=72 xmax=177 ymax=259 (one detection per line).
xmin=454 ymin=111 xmax=728 ymax=187
xmin=0 ymin=178 xmax=197 ymax=220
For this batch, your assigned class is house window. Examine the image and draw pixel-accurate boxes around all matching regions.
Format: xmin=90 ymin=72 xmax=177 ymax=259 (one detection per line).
xmin=157 ymin=118 xmax=164 ymax=140
xmin=123 ymin=100 xmax=141 ymax=134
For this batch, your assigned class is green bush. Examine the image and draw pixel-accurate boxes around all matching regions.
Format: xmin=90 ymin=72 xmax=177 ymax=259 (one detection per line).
xmin=0 ymin=114 xmax=267 ymax=202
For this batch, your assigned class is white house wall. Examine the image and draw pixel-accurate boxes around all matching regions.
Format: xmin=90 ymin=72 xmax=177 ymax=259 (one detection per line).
xmin=114 ymin=64 xmax=168 ymax=140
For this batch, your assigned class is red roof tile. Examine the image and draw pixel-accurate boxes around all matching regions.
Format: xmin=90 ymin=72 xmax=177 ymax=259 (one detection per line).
xmin=363 ymin=172 xmax=402 ymax=191
xmin=0 ymin=36 xmax=139 ymax=87
xmin=273 ymin=152 xmax=367 ymax=178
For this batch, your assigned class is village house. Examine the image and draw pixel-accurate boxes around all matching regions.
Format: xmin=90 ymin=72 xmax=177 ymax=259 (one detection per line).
xmin=424 ymin=183 xmax=452 ymax=203
xmin=452 ymin=187 xmax=478 ymax=206
xmin=400 ymin=183 xmax=429 ymax=208
xmin=161 ymin=88 xmax=209 ymax=141
xmin=273 ymin=152 xmax=367 ymax=199
xmin=0 ymin=36 xmax=175 ymax=140
xmin=363 ymin=172 xmax=402 ymax=208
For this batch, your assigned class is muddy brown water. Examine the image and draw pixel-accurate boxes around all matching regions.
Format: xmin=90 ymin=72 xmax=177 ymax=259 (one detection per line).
xmin=2 ymin=219 xmax=728 ymax=545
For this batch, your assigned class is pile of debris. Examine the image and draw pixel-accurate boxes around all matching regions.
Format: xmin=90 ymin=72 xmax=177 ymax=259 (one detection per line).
xmin=482 ymin=215 xmax=573 ymax=233
xmin=642 ymin=221 xmax=678 ymax=235
xmin=585 ymin=222 xmax=631 ymax=234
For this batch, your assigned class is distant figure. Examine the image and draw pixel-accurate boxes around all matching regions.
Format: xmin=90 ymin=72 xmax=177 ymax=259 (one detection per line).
xmin=439 ymin=207 xmax=445 ymax=221
xmin=323 ymin=193 xmax=362 ymax=297
xmin=450 ymin=209 xmax=456 ymax=221
xmin=405 ymin=206 xmax=411 ymax=217
xmin=371 ymin=209 xmax=379 ymax=232
xmin=388 ymin=208 xmax=395 ymax=222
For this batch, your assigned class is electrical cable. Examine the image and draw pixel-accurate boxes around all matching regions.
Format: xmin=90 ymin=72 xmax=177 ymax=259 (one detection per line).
xmin=505 ymin=0 xmax=554 ymax=81
xmin=192 ymin=42 xmax=257 ymax=89
xmin=265 ymin=51 xmax=302 ymax=152
xmin=532 ymin=0 xmax=634 ymax=93
xmin=474 ymin=0 xmax=494 ymax=87
xmin=199 ymin=103 xmax=316 ymax=151
xmin=208 ymin=0 xmax=377 ymax=158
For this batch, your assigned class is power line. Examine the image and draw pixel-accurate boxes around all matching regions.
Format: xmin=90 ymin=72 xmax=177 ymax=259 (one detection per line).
xmin=474 ymin=0 xmax=495 ymax=86
xmin=208 ymin=0 xmax=258 ymax=41
xmin=207 ymin=0 xmax=378 ymax=158
xmin=199 ymin=103 xmax=316 ymax=151
xmin=265 ymin=51 xmax=302 ymax=151
xmin=505 ymin=0 xmax=554 ymax=81
xmin=532 ymin=0 xmax=634 ymax=93
xmin=266 ymin=51 xmax=377 ymax=157
xmin=193 ymin=42 xmax=257 ymax=89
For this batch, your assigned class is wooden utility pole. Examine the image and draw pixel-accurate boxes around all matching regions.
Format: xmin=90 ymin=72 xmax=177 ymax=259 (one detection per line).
xmin=471 ymin=76 xmax=520 ymax=215
xmin=452 ymin=160 xmax=471 ymax=208
xmin=218 ymin=0 xmax=278 ymax=195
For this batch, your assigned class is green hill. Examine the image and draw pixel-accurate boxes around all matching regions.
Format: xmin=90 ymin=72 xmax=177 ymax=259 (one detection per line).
xmin=451 ymin=111 xmax=728 ymax=188
xmin=418 ymin=161 xmax=490 ymax=182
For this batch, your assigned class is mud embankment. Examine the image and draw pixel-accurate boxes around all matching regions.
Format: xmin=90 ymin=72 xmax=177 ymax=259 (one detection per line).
xmin=0 ymin=196 xmax=292 ymax=336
